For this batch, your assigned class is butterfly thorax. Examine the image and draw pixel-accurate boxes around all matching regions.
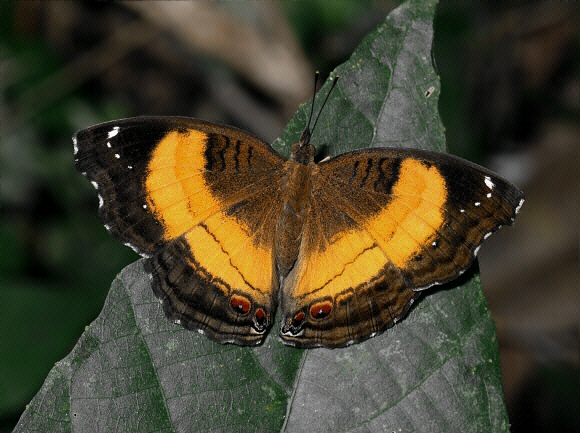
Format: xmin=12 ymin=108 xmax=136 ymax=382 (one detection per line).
xmin=275 ymin=156 xmax=316 ymax=278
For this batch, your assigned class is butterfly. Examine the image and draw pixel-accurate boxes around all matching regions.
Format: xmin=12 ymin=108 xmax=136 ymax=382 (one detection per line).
xmin=73 ymin=77 xmax=524 ymax=348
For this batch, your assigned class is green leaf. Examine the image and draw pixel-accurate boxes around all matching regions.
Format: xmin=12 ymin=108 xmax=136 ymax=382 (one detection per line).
xmin=15 ymin=1 xmax=509 ymax=432
xmin=274 ymin=0 xmax=445 ymax=157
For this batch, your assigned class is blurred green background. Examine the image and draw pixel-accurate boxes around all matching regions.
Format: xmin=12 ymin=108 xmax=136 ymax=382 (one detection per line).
xmin=2 ymin=2 xmax=578 ymax=432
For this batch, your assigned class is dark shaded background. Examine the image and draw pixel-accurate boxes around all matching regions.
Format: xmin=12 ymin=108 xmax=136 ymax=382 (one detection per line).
xmin=2 ymin=2 xmax=578 ymax=432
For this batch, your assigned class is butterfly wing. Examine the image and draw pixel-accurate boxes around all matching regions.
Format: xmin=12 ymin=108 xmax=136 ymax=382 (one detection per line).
xmin=74 ymin=117 xmax=286 ymax=345
xmin=279 ymin=148 xmax=524 ymax=348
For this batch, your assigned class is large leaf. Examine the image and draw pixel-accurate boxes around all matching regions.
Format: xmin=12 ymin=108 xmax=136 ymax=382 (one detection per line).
xmin=15 ymin=1 xmax=509 ymax=432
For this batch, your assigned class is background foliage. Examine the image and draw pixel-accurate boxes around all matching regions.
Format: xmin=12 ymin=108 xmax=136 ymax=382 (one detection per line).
xmin=13 ymin=2 xmax=511 ymax=431
xmin=2 ymin=1 xmax=578 ymax=432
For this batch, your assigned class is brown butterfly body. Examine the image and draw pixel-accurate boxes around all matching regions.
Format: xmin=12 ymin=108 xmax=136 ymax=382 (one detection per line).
xmin=74 ymin=116 xmax=523 ymax=348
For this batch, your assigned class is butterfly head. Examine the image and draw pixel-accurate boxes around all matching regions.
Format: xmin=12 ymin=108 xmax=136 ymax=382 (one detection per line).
xmin=290 ymin=128 xmax=316 ymax=164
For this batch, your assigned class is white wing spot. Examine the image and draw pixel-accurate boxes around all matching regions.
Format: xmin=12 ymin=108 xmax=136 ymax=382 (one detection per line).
xmin=515 ymin=198 xmax=524 ymax=214
xmin=432 ymin=241 xmax=437 ymax=247
xmin=460 ymin=209 xmax=465 ymax=213
xmin=107 ymin=126 xmax=120 ymax=139
xmin=125 ymin=243 xmax=143 ymax=255
xmin=90 ymin=181 xmax=99 ymax=190
xmin=487 ymin=193 xmax=492 ymax=198
xmin=143 ymin=204 xmax=147 ymax=209
xmin=115 ymin=154 xmax=120 ymax=159
xmin=127 ymin=165 xmax=133 ymax=169
xmin=474 ymin=202 xmax=481 ymax=206
xmin=107 ymin=141 xmax=112 ymax=148
xmin=72 ymin=137 xmax=78 ymax=154
xmin=98 ymin=195 xmax=104 ymax=208
xmin=484 ymin=176 xmax=495 ymax=190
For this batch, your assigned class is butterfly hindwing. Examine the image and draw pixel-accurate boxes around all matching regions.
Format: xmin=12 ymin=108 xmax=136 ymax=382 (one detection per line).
xmin=74 ymin=117 xmax=286 ymax=345
xmin=279 ymin=148 xmax=524 ymax=347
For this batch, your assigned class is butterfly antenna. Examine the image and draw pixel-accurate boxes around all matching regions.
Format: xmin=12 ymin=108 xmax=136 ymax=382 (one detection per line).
xmin=306 ymin=71 xmax=320 ymax=133
xmin=300 ymin=72 xmax=339 ymax=146
xmin=310 ymin=74 xmax=339 ymax=137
